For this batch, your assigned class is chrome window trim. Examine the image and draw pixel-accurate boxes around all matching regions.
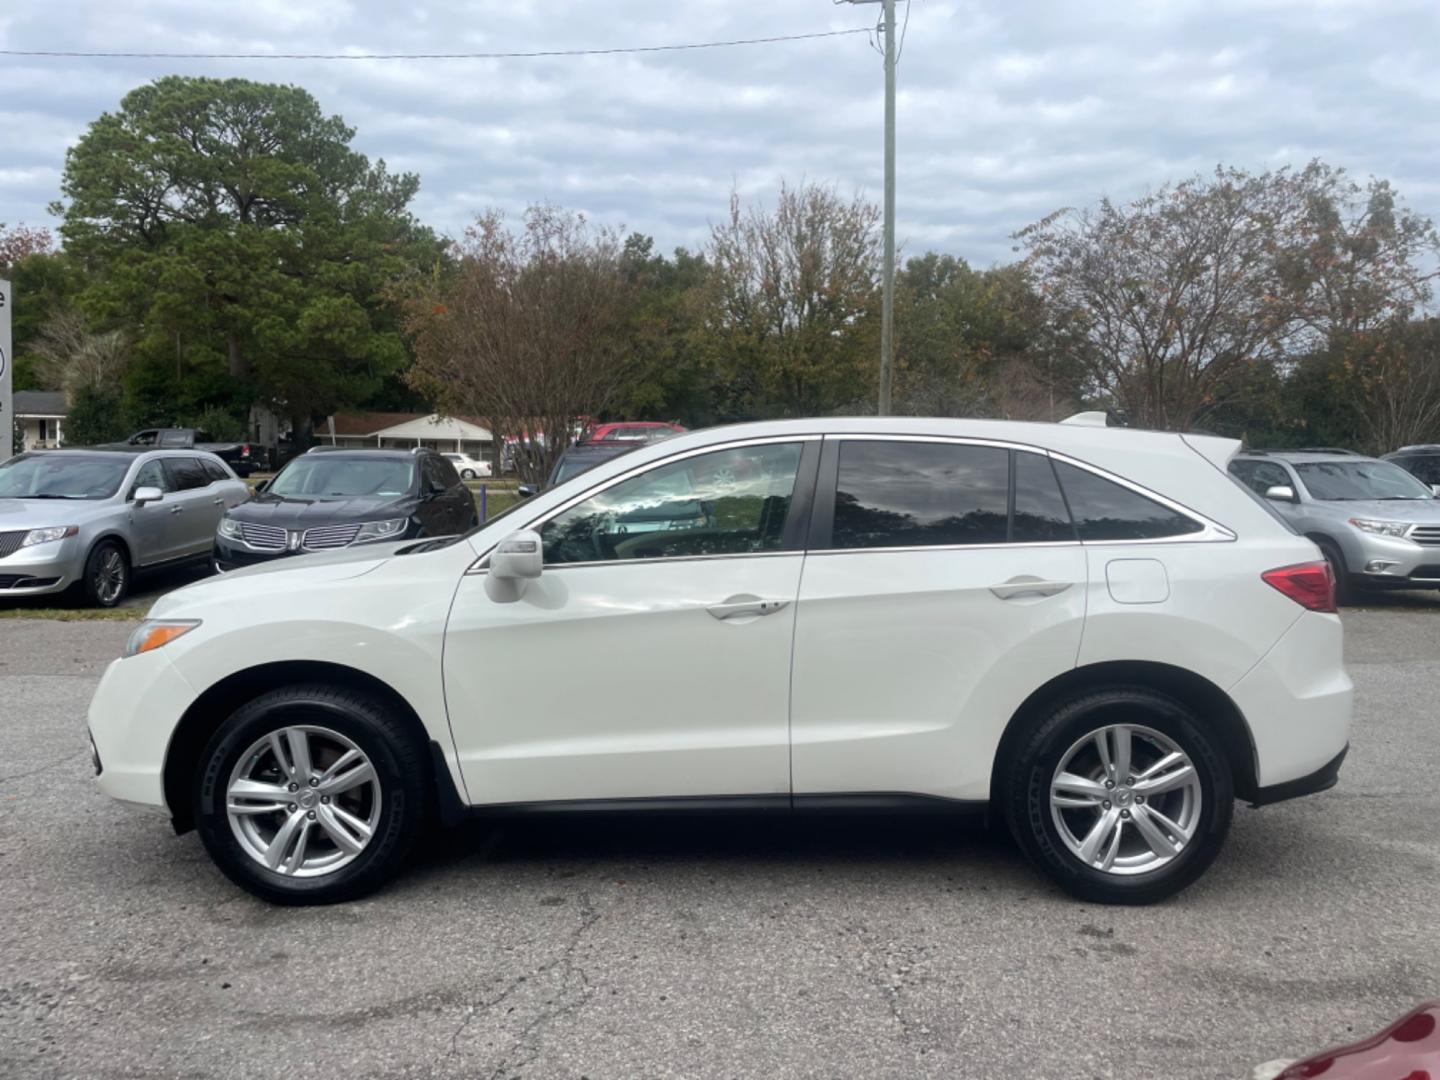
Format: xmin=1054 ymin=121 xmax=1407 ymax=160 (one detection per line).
xmin=466 ymin=434 xmax=821 ymax=573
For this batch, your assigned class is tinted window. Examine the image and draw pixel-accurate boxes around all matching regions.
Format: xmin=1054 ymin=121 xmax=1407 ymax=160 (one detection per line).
xmin=164 ymin=457 xmax=210 ymax=491
xmin=1394 ymin=455 xmax=1440 ymax=486
xmin=201 ymin=458 xmax=230 ymax=483
xmin=131 ymin=459 xmax=174 ymax=495
xmin=1014 ymin=452 xmax=1077 ymax=542
xmin=1228 ymin=460 xmax=1291 ymax=496
xmin=833 ymin=442 xmax=1009 ymax=549
xmin=429 ymin=456 xmax=462 ymax=490
xmin=1053 ymin=461 xmax=1203 ymax=541
xmin=1294 ymin=460 xmax=1432 ymax=501
xmin=542 ymin=442 xmax=803 ymax=564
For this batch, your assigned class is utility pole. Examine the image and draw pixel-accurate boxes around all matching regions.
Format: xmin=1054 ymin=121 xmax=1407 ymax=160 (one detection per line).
xmin=843 ymin=0 xmax=898 ymax=414
xmin=879 ymin=0 xmax=896 ymax=415
xmin=0 ymin=278 xmax=11 ymax=463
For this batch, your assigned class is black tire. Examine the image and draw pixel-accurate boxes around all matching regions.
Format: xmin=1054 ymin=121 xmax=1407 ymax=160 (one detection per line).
xmin=1314 ymin=537 xmax=1353 ymax=606
xmin=82 ymin=539 xmax=130 ymax=608
xmin=194 ymin=684 xmax=428 ymax=905
xmin=461 ymin=468 xmax=477 ymax=480
xmin=1003 ymin=687 xmax=1234 ymax=905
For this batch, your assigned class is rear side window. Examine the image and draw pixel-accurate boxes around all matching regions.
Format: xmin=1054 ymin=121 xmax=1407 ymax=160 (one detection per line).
xmin=164 ymin=457 xmax=210 ymax=491
xmin=833 ymin=442 xmax=1010 ymax=548
xmin=201 ymin=458 xmax=230 ymax=483
xmin=1229 ymin=460 xmax=1291 ymax=496
xmin=1014 ymin=452 xmax=1077 ymax=542
xmin=1052 ymin=461 xmax=1203 ymax=541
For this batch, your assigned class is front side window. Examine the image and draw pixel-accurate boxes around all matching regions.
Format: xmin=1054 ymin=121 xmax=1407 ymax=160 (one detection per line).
xmin=542 ymin=442 xmax=804 ymax=564
xmin=1294 ymin=460 xmax=1433 ymax=501
xmin=131 ymin=459 xmax=174 ymax=495
xmin=1053 ymin=461 xmax=1203 ymax=541
xmin=833 ymin=441 xmax=1010 ymax=549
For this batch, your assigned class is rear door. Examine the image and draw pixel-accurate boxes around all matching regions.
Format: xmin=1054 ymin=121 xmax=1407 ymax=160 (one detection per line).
xmin=161 ymin=456 xmax=219 ymax=555
xmin=789 ymin=437 xmax=1088 ymax=802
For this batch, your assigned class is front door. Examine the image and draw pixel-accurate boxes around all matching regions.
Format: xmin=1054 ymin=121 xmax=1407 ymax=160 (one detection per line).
xmin=443 ymin=438 xmax=818 ymax=806
xmin=126 ymin=459 xmax=180 ymax=565
xmin=789 ymin=438 xmax=1088 ymax=802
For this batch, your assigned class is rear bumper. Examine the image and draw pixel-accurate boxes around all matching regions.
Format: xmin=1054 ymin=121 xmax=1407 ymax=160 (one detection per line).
xmin=1250 ymin=745 xmax=1347 ymax=807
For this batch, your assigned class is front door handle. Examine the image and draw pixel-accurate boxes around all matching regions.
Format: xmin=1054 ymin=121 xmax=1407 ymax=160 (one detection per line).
xmin=707 ymin=595 xmax=791 ymax=621
xmin=212 ymin=497 xmax=224 ymax=506
xmin=169 ymin=505 xmax=185 ymax=514
xmin=989 ymin=577 xmax=1072 ymax=600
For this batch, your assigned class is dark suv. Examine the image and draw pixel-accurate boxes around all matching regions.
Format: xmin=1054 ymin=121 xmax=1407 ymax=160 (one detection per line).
xmin=1383 ymin=445 xmax=1440 ymax=490
xmin=214 ymin=448 xmax=479 ymax=570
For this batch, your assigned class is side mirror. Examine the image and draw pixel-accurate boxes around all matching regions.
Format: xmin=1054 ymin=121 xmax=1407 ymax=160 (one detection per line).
xmin=133 ymin=486 xmax=164 ymax=505
xmin=1264 ymin=484 xmax=1298 ymax=504
xmin=484 ymin=529 xmax=544 ymax=603
xmin=517 ymin=483 xmax=537 ymax=499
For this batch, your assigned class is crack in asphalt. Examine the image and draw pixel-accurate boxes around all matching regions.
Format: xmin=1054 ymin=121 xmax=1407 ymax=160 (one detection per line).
xmin=0 ymin=750 xmax=85 ymax=785
xmin=440 ymin=890 xmax=603 ymax=1077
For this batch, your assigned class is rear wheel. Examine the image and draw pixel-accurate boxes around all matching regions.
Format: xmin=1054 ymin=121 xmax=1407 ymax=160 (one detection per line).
xmin=461 ymin=468 xmax=477 ymax=479
xmin=194 ymin=684 xmax=427 ymax=905
xmin=82 ymin=540 xmax=129 ymax=608
xmin=1004 ymin=687 xmax=1233 ymax=904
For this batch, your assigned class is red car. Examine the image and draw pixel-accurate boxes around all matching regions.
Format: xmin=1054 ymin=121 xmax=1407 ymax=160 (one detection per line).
xmin=580 ymin=421 xmax=686 ymax=444
xmin=1275 ymin=1001 xmax=1440 ymax=1078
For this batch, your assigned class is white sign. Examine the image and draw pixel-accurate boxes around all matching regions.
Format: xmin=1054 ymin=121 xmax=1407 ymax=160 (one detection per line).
xmin=0 ymin=278 xmax=11 ymax=463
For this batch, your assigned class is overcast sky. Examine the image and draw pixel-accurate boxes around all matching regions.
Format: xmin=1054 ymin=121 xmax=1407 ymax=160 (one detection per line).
xmin=2 ymin=0 xmax=1438 ymax=266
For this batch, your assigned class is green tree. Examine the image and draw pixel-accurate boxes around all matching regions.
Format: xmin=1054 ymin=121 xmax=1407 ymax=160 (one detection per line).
xmin=65 ymin=384 xmax=129 ymax=446
xmin=56 ymin=76 xmax=442 ymax=441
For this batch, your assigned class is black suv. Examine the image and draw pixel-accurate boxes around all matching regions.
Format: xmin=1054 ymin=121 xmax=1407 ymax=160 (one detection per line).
xmin=1384 ymin=445 xmax=1440 ymax=491
xmin=214 ymin=448 xmax=479 ymax=570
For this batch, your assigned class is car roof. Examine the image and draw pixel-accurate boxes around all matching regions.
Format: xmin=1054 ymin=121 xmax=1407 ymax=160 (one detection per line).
xmin=301 ymin=447 xmax=428 ymax=459
xmin=27 ymin=447 xmax=223 ymax=461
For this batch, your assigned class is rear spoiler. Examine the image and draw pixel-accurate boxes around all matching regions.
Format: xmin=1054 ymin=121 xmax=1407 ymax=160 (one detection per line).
xmin=1180 ymin=433 xmax=1242 ymax=471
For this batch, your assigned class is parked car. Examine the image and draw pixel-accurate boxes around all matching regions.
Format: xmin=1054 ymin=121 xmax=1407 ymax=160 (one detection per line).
xmin=103 ymin=428 xmax=263 ymax=478
xmin=0 ymin=449 xmax=248 ymax=606
xmin=213 ymin=447 xmax=479 ymax=571
xmin=89 ymin=416 xmax=1350 ymax=905
xmin=1229 ymin=448 xmax=1440 ymax=602
xmin=441 ymin=451 xmax=492 ymax=479
xmin=1272 ymin=1000 xmax=1440 ymax=1078
xmin=580 ymin=421 xmax=686 ymax=444
xmin=1382 ymin=444 xmax=1440 ymax=490
xmin=517 ymin=439 xmax=645 ymax=497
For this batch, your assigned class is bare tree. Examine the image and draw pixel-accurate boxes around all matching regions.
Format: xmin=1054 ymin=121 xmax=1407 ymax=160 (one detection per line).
xmin=703 ymin=181 xmax=881 ymax=417
xmin=1017 ymin=162 xmax=1439 ymax=432
xmin=30 ymin=311 xmax=129 ymax=397
xmin=404 ymin=206 xmax=636 ymax=484
xmin=1342 ymin=320 xmax=1440 ymax=454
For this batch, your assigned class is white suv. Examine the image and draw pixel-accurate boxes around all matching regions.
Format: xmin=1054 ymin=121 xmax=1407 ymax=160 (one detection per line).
xmin=88 ymin=418 xmax=1352 ymax=905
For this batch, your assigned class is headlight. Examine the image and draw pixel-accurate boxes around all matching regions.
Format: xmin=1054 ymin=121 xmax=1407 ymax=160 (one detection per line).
xmin=1348 ymin=518 xmax=1412 ymax=539
xmin=21 ymin=525 xmax=78 ymax=547
xmin=353 ymin=518 xmax=409 ymax=544
xmin=123 ymin=619 xmax=202 ymax=658
xmin=217 ymin=518 xmax=243 ymax=540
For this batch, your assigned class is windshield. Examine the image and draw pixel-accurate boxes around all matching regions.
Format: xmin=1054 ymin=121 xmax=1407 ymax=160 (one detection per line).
xmin=1294 ymin=460 xmax=1433 ymax=501
xmin=0 ymin=454 xmax=131 ymax=500
xmin=268 ymin=456 xmax=416 ymax=499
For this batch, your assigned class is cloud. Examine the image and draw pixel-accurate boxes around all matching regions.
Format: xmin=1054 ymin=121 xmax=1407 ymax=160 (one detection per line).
xmin=1 ymin=0 xmax=1438 ymax=267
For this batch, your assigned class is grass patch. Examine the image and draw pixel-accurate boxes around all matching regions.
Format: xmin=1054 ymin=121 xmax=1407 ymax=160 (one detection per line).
xmin=0 ymin=606 xmax=141 ymax=621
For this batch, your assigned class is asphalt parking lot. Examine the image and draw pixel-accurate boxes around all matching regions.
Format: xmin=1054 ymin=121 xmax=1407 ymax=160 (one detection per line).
xmin=2 ymin=599 xmax=1438 ymax=1079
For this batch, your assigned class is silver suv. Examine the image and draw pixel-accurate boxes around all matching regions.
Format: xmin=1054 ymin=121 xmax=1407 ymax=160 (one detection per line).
xmin=0 ymin=449 xmax=249 ymax=607
xmin=1229 ymin=449 xmax=1440 ymax=601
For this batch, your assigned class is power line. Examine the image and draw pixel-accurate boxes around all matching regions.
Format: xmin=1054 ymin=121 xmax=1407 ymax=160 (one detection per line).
xmin=0 ymin=28 xmax=870 ymax=62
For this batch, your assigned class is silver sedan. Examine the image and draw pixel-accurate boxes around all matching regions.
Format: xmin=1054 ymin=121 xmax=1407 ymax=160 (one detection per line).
xmin=0 ymin=449 xmax=249 ymax=607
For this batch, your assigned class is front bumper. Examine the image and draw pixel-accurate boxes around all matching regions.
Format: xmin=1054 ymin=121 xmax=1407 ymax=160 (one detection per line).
xmin=212 ymin=535 xmax=296 ymax=572
xmin=1343 ymin=531 xmax=1440 ymax=586
xmin=89 ymin=648 xmax=198 ymax=810
xmin=0 ymin=538 xmax=83 ymax=596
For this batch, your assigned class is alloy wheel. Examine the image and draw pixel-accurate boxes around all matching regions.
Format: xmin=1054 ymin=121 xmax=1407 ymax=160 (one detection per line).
xmin=93 ymin=549 xmax=127 ymax=605
xmin=225 ymin=725 xmax=382 ymax=878
xmin=1049 ymin=723 xmax=1202 ymax=876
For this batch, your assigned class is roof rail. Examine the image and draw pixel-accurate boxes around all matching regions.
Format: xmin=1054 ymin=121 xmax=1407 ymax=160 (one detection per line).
xmin=1251 ymin=447 xmax=1360 ymax=456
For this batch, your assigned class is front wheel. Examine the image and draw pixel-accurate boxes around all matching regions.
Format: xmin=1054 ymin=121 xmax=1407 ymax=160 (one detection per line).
xmin=83 ymin=540 xmax=129 ymax=608
xmin=1003 ymin=687 xmax=1233 ymax=905
xmin=194 ymin=684 xmax=428 ymax=904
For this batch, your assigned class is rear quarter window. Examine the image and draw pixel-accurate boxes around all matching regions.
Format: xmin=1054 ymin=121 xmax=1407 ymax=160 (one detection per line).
xmin=1052 ymin=461 xmax=1203 ymax=541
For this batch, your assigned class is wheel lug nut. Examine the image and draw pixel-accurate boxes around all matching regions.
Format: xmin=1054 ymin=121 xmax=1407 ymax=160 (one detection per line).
xmin=288 ymin=783 xmax=298 ymax=792
xmin=321 ymin=795 xmax=330 ymax=804
xmin=306 ymin=810 xmax=316 ymax=819
xmin=1102 ymin=800 xmax=1111 ymax=809
xmin=288 ymin=803 xmax=297 ymax=812
xmin=1136 ymin=795 xmax=1145 ymax=804
xmin=308 ymin=778 xmax=319 ymax=787
xmin=1121 ymin=809 xmax=1131 ymax=819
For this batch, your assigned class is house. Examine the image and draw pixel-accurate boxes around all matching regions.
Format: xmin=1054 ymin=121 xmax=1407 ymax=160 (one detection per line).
xmin=14 ymin=391 xmax=68 ymax=450
xmin=318 ymin=412 xmax=494 ymax=461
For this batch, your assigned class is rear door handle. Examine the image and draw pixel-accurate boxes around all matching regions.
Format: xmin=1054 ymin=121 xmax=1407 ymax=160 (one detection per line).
xmin=707 ymin=596 xmax=791 ymax=621
xmin=169 ymin=505 xmax=185 ymax=514
xmin=989 ymin=577 xmax=1072 ymax=600
xmin=212 ymin=497 xmax=225 ymax=506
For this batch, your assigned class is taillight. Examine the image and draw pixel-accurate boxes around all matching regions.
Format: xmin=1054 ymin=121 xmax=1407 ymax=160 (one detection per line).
xmin=1262 ymin=561 xmax=1336 ymax=613
xmin=241 ymin=444 xmax=251 ymax=458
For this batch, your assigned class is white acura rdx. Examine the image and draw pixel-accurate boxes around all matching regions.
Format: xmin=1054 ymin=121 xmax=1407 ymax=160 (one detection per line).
xmin=88 ymin=416 xmax=1352 ymax=905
